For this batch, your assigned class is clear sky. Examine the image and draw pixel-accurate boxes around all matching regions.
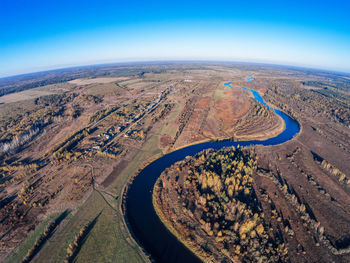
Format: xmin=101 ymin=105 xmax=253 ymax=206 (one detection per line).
xmin=0 ymin=0 xmax=349 ymax=77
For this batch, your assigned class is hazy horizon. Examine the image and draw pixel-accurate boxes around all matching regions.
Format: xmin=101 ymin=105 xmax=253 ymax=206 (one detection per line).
xmin=2 ymin=59 xmax=350 ymax=80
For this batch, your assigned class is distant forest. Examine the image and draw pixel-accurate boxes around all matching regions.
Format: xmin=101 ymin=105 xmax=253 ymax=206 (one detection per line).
xmin=0 ymin=62 xmax=170 ymax=97
xmin=1 ymin=62 xmax=349 ymax=97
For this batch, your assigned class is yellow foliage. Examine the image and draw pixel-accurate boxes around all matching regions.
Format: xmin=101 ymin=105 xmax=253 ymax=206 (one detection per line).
xmin=256 ymin=224 xmax=264 ymax=236
xmin=239 ymin=219 xmax=257 ymax=236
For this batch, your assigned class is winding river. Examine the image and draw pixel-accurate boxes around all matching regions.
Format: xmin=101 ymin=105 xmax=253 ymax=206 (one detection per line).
xmin=125 ymin=80 xmax=300 ymax=262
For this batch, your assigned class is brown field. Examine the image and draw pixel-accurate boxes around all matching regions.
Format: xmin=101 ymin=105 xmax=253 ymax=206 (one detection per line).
xmin=69 ymin=77 xmax=131 ymax=85
xmin=0 ymin=62 xmax=349 ymax=262
xmin=153 ymin=64 xmax=350 ymax=263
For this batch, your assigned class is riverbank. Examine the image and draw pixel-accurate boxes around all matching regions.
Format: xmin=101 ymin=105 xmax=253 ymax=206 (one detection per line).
xmin=152 ymin=146 xmax=290 ymax=262
xmin=152 ymin=181 xmax=210 ymax=262
xmin=124 ymin=81 xmax=300 ymax=262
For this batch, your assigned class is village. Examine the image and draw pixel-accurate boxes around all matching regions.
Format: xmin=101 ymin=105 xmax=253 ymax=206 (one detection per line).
xmin=81 ymin=87 xmax=170 ymax=157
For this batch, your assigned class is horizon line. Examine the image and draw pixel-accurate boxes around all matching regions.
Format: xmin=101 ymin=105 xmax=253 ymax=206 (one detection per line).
xmin=1 ymin=59 xmax=350 ymax=80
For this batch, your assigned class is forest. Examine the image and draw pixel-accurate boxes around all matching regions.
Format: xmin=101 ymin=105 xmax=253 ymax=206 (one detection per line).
xmin=154 ymin=147 xmax=288 ymax=262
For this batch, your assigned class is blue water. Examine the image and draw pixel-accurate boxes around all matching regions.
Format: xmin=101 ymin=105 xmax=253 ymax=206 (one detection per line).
xmin=242 ymin=87 xmax=268 ymax=108
xmin=224 ymin=81 xmax=232 ymax=87
xmin=126 ymin=80 xmax=300 ymax=263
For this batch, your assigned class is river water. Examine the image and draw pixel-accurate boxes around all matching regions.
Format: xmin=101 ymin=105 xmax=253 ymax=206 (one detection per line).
xmin=126 ymin=80 xmax=300 ymax=262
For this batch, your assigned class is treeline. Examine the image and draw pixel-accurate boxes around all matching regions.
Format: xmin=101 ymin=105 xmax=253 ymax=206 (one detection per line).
xmin=89 ymin=106 xmax=119 ymax=123
xmin=260 ymin=163 xmax=350 ymax=255
xmin=170 ymin=98 xmax=194 ymax=147
xmin=287 ymin=147 xmax=332 ymax=199
xmin=251 ymin=101 xmax=274 ymax=118
xmin=22 ymin=210 xmax=69 ymax=263
xmin=0 ymin=62 xmax=195 ymax=98
xmin=0 ymin=63 xmax=130 ymax=97
xmin=64 ymin=215 xmax=99 ymax=263
xmin=267 ymin=82 xmax=350 ymax=126
xmin=0 ymin=76 xmax=76 ymax=97
xmin=311 ymin=151 xmax=349 ymax=185
xmin=152 ymin=103 xmax=174 ymax=123
xmin=301 ymin=80 xmax=350 ymax=92
xmin=311 ymin=126 xmax=350 ymax=154
xmin=233 ymin=99 xmax=279 ymax=138
xmin=321 ymin=160 xmax=349 ymax=184
xmin=0 ymin=160 xmax=42 ymax=191
xmin=53 ymin=127 xmax=95 ymax=159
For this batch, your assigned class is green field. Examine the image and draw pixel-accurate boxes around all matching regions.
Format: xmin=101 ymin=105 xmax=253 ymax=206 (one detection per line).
xmin=4 ymin=213 xmax=64 ymax=263
xmin=28 ymin=134 xmax=163 ymax=262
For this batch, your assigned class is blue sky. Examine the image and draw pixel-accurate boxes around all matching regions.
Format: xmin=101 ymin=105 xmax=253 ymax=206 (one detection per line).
xmin=0 ymin=0 xmax=349 ymax=77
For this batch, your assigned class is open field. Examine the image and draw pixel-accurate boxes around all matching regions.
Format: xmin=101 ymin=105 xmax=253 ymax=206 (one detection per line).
xmin=69 ymin=77 xmax=131 ymax=85
xmin=0 ymin=83 xmax=75 ymax=104
xmin=0 ymin=89 xmax=57 ymax=104
xmin=0 ymin=62 xmax=349 ymax=262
